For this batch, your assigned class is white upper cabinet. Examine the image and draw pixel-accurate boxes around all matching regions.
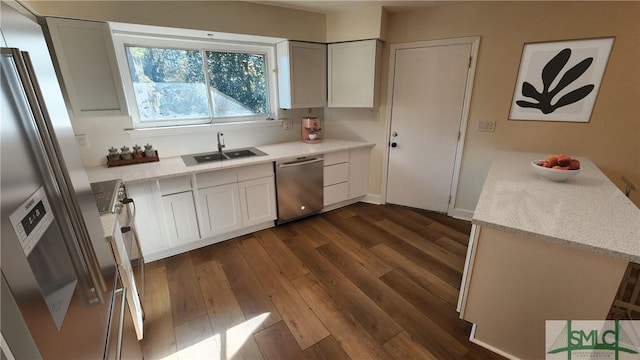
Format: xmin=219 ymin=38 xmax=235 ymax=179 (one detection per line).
xmin=277 ymin=41 xmax=327 ymax=109
xmin=45 ymin=18 xmax=128 ymax=118
xmin=328 ymin=39 xmax=383 ymax=108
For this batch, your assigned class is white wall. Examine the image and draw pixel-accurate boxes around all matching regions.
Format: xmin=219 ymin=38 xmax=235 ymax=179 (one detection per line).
xmin=323 ymin=108 xmax=386 ymax=197
xmin=386 ymin=2 xmax=640 ymax=210
xmin=326 ymin=6 xmax=384 ymax=42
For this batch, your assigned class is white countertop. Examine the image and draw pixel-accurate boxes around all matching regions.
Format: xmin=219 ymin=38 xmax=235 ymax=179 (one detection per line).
xmin=86 ymin=139 xmax=374 ymax=184
xmin=473 ymin=151 xmax=640 ymax=263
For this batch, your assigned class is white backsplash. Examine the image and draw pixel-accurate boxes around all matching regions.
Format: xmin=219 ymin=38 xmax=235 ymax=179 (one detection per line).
xmin=72 ymin=108 xmax=323 ymax=167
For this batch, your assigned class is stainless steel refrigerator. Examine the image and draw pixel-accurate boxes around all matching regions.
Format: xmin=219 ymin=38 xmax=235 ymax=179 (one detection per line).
xmin=1 ymin=2 xmax=122 ymax=358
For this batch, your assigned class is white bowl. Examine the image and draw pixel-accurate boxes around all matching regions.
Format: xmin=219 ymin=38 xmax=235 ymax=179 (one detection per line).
xmin=530 ymin=160 xmax=582 ymax=182
xmin=308 ymin=133 xmax=317 ymax=140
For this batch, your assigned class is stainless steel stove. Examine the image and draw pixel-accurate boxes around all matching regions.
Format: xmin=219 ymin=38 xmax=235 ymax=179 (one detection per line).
xmin=89 ymin=179 xmax=123 ymax=214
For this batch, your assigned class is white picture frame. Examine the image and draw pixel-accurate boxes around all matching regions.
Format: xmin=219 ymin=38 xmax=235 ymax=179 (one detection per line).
xmin=509 ymin=37 xmax=614 ymax=122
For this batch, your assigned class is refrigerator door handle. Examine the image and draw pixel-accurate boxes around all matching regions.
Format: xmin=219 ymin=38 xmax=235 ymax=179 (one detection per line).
xmin=3 ymin=47 xmax=107 ymax=304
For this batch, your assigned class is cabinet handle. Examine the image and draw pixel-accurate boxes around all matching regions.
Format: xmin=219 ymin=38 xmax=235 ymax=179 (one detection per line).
xmin=278 ymin=157 xmax=323 ymax=168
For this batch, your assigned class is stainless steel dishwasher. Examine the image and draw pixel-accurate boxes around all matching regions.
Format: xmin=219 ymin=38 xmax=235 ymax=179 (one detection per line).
xmin=275 ymin=155 xmax=324 ymax=224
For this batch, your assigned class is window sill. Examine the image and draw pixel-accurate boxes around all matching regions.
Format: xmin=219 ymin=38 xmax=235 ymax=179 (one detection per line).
xmin=126 ymin=119 xmax=284 ymax=138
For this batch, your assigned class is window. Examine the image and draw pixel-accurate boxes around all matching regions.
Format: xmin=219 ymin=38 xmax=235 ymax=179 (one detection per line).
xmin=112 ymin=29 xmax=278 ymax=129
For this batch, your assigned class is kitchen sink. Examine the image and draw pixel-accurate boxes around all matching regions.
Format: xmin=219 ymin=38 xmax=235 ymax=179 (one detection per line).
xmin=193 ymin=152 xmax=228 ymax=162
xmin=224 ymin=149 xmax=264 ymax=159
xmin=182 ymin=147 xmax=267 ymax=166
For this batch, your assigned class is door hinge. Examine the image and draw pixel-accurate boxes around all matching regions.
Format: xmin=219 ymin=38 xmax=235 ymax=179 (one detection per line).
xmin=468 ymin=56 xmax=472 ymax=68
xmin=448 ymin=195 xmax=452 ymax=204
xmin=457 ymin=131 xmax=461 ymax=141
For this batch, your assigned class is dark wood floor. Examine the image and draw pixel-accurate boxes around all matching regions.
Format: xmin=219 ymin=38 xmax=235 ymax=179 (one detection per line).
xmin=141 ymin=203 xmax=506 ymax=359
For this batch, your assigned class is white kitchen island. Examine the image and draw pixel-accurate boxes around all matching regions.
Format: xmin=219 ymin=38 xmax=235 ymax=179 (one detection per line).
xmin=457 ymin=151 xmax=640 ymax=359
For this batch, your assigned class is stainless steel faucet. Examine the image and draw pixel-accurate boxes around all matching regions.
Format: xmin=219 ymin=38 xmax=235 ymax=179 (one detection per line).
xmin=217 ymin=131 xmax=225 ymax=154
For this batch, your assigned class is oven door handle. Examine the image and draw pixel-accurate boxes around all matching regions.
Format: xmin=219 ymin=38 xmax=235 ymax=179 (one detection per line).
xmin=278 ymin=157 xmax=323 ymax=168
xmin=127 ymin=199 xmax=136 ymax=229
xmin=118 ymin=198 xmax=136 ymax=230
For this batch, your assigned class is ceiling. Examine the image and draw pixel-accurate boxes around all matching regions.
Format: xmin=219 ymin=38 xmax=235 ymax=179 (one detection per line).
xmin=250 ymin=0 xmax=444 ymax=14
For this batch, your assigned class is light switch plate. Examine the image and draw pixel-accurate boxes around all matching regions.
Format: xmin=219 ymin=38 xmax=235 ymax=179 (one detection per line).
xmin=477 ymin=121 xmax=496 ymax=132
xmin=75 ymin=134 xmax=90 ymax=148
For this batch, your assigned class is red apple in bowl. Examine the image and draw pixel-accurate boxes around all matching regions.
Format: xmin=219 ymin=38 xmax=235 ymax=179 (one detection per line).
xmin=557 ymin=154 xmax=572 ymax=167
xmin=531 ymin=154 xmax=582 ymax=181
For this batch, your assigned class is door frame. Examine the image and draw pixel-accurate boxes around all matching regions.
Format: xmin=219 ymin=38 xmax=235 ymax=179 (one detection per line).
xmin=382 ymin=36 xmax=480 ymax=219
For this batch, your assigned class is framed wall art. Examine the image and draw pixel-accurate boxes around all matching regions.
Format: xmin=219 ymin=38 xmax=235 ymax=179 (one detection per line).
xmin=509 ymin=37 xmax=614 ymax=122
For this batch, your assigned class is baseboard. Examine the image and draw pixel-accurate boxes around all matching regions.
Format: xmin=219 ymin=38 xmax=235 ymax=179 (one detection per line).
xmin=321 ymin=198 xmax=361 ymax=212
xmin=144 ymin=222 xmax=274 ymax=263
xmin=448 ymin=208 xmax=474 ymax=221
xmin=468 ymin=324 xmax=520 ymax=360
xmin=362 ymin=193 xmax=383 ymax=205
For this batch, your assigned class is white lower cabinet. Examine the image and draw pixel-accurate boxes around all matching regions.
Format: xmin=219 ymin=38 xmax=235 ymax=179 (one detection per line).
xmin=238 ymin=176 xmax=277 ymax=227
xmin=348 ymin=147 xmax=370 ymax=198
xmin=161 ymin=191 xmax=200 ymax=246
xmin=128 ymin=149 xmax=369 ymax=262
xmin=324 ymin=182 xmax=349 ymax=206
xmin=198 ymin=183 xmax=243 ymax=237
xmin=322 ymin=148 xmax=370 ymax=208
xmin=129 ymin=163 xmax=277 ymax=261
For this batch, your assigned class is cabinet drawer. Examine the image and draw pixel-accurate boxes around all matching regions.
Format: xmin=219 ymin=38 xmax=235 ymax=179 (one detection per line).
xmin=324 ymin=163 xmax=349 ymax=186
xmin=158 ymin=175 xmax=192 ymax=195
xmin=237 ymin=162 xmax=273 ymax=182
xmin=324 ymin=182 xmax=349 ymax=206
xmin=323 ymin=151 xmax=349 ymax=166
xmin=195 ymin=169 xmax=237 ymax=189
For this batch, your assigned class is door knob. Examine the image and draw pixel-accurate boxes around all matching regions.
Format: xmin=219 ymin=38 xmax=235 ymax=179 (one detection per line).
xmin=391 ymin=131 xmax=398 ymax=137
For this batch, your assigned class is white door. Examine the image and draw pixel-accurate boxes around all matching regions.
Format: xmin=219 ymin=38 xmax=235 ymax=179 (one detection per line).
xmin=386 ymin=43 xmax=472 ymax=212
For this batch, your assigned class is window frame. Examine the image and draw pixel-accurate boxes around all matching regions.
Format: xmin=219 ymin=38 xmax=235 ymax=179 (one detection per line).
xmin=112 ymin=30 xmax=279 ymax=129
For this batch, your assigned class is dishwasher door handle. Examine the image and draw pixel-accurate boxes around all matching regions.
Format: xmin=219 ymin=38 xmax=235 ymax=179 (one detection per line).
xmin=277 ymin=157 xmax=323 ymax=168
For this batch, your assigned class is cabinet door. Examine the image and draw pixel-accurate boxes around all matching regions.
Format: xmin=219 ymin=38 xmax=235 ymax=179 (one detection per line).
xmin=126 ymin=181 xmax=167 ymax=254
xmin=328 ymin=40 xmax=382 ymax=108
xmin=238 ymin=176 xmax=277 ymax=227
xmin=162 ymin=191 xmax=200 ymax=246
xmin=349 ymin=147 xmax=370 ymax=199
xmin=45 ymin=18 xmax=128 ymax=117
xmin=198 ymin=184 xmax=243 ymax=237
xmin=277 ymin=41 xmax=327 ymax=109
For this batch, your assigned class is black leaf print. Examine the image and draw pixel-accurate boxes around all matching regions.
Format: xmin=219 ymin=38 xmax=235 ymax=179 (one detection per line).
xmin=517 ymin=48 xmax=594 ymax=114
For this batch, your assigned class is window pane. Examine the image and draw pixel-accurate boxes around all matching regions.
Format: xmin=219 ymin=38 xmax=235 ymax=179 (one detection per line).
xmin=125 ymin=47 xmax=210 ymax=122
xmin=205 ymin=51 xmax=269 ymax=118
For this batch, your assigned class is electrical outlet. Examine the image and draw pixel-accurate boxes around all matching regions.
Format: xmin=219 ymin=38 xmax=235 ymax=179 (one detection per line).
xmin=75 ymin=134 xmax=90 ymax=148
xmin=477 ymin=121 xmax=496 ymax=132
xmin=369 ymin=109 xmax=380 ymax=121
xmin=281 ymin=118 xmax=293 ymax=130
